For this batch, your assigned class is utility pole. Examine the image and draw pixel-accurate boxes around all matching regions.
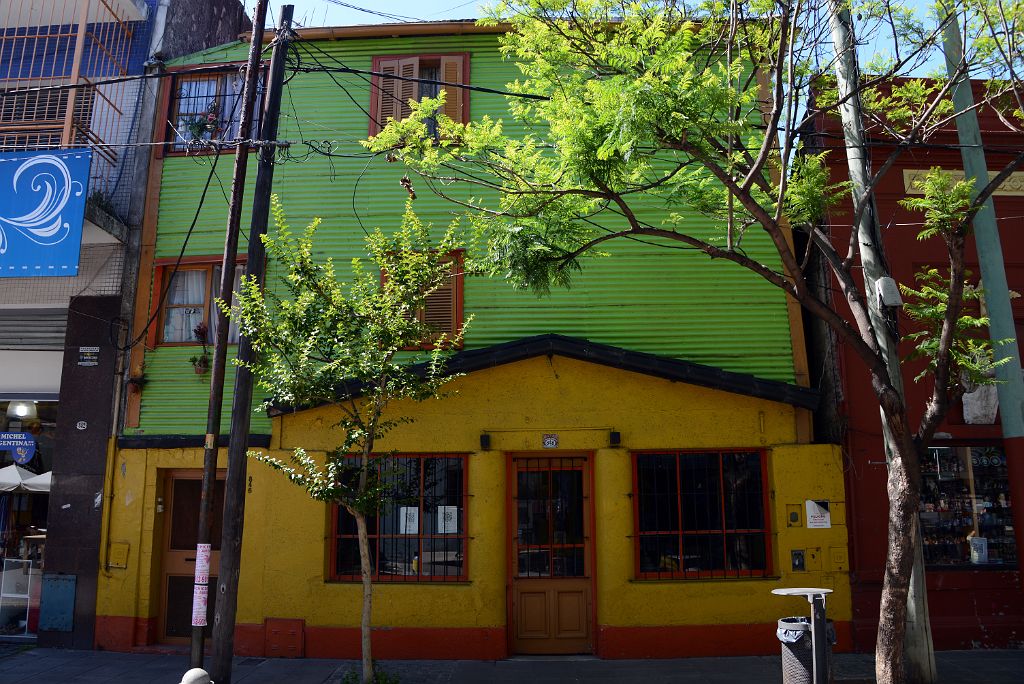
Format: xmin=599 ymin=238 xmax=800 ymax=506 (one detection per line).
xmin=210 ymin=6 xmax=294 ymax=683
xmin=827 ymin=4 xmax=937 ymax=682
xmin=189 ymin=0 xmax=268 ymax=670
xmin=941 ymin=7 xmax=1024 ymax=584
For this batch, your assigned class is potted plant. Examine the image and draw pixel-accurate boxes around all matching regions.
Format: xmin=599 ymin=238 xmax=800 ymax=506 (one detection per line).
xmin=190 ymin=321 xmax=211 ymax=374
xmin=184 ymin=99 xmax=222 ymax=142
xmin=127 ymin=362 xmax=147 ymax=394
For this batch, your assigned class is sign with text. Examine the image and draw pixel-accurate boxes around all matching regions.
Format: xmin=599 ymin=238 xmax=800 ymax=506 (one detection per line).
xmin=805 ymin=499 xmax=832 ymax=529
xmin=0 ymin=149 xmax=91 ymax=277
xmin=0 ymin=432 xmax=36 ymax=464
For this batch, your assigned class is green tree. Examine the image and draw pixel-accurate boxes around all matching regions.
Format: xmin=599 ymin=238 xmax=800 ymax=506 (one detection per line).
xmin=228 ymin=198 xmax=468 ymax=684
xmin=366 ymin=2 xmax=1024 ymax=682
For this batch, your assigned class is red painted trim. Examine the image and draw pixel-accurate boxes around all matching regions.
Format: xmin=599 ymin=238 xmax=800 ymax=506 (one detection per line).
xmin=235 ymin=622 xmax=267 ymax=657
xmin=1004 ymin=436 xmax=1024 ymax=587
xmin=94 ymin=615 xmax=157 ymax=651
xmin=305 ymin=626 xmax=506 ymax=660
xmin=597 ymin=621 xmax=854 ymax=659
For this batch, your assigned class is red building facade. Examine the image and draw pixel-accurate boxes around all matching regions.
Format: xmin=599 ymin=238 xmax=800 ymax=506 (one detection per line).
xmin=813 ymin=93 xmax=1024 ymax=650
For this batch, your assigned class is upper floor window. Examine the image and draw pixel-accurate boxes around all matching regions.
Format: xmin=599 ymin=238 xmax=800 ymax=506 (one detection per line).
xmin=392 ymin=251 xmax=465 ymax=350
xmin=153 ymin=258 xmax=244 ymax=345
xmin=370 ymin=54 xmax=468 ymax=136
xmin=633 ymin=450 xmax=770 ymax=580
xmin=165 ymin=69 xmax=263 ymax=152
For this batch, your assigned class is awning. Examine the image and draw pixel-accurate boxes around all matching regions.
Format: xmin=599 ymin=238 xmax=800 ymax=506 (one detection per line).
xmin=0 ymin=463 xmax=34 ymax=492
xmin=22 ymin=471 xmax=51 ymax=493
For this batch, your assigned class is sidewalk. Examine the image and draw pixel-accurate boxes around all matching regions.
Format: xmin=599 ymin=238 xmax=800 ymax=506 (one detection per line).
xmin=1 ymin=647 xmax=1022 ymax=683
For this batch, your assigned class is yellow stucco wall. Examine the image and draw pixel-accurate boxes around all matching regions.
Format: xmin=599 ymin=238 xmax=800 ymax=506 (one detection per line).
xmin=96 ymin=355 xmax=849 ymax=635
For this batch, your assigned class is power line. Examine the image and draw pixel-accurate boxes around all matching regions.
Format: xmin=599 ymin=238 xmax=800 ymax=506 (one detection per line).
xmin=114 ymin=149 xmax=225 ymax=352
xmin=321 ymin=0 xmax=423 ymax=23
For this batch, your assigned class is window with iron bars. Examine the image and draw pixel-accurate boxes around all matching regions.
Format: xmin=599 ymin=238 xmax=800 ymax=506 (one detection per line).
xmin=164 ymin=70 xmax=263 ymax=152
xmin=331 ymin=454 xmax=468 ymax=582
xmin=633 ymin=450 xmax=771 ymax=579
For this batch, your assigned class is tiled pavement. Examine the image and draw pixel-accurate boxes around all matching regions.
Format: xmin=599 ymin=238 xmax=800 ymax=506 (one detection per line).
xmin=0 ymin=646 xmax=1021 ymax=683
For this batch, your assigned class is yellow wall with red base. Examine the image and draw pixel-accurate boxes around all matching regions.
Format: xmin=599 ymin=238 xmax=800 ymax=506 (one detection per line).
xmin=96 ymin=354 xmax=851 ymax=658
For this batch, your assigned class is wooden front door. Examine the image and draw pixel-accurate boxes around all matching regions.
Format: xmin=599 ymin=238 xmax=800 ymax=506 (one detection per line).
xmin=509 ymin=455 xmax=594 ymax=654
xmin=159 ymin=471 xmax=223 ymax=643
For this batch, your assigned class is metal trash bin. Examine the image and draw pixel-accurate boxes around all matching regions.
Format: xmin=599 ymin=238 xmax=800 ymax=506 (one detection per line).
xmin=777 ymin=617 xmax=835 ymax=684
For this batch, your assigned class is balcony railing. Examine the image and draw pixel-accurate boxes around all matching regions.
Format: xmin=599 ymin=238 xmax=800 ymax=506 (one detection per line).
xmin=0 ymin=0 xmax=150 ymax=220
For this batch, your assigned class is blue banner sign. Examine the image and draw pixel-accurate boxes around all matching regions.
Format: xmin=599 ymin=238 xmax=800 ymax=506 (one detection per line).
xmin=0 ymin=149 xmax=92 ymax=277
xmin=0 ymin=432 xmax=36 ymax=464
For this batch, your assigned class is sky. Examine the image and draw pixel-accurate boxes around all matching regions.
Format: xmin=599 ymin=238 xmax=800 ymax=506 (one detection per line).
xmin=243 ymin=0 xmax=489 ymax=28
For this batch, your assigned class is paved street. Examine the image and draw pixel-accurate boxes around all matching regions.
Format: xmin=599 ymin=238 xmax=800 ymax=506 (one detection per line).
xmin=0 ymin=647 xmax=1022 ymax=683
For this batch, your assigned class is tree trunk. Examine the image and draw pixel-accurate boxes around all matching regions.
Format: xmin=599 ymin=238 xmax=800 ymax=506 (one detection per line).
xmin=355 ymin=510 xmax=374 ymax=684
xmin=875 ymin=413 xmax=924 ymax=684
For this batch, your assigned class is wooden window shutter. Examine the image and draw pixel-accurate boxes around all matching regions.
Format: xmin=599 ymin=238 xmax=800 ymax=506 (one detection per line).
xmin=375 ymin=57 xmax=418 ymax=134
xmin=439 ymin=55 xmax=464 ymax=122
xmin=397 ymin=57 xmax=419 ymax=120
xmin=423 ymin=274 xmax=457 ymax=335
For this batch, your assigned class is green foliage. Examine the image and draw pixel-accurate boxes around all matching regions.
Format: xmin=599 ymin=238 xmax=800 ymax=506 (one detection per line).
xmin=900 ymin=268 xmax=1008 ymax=388
xmin=899 ymin=167 xmax=975 ymax=241
xmin=783 ymin=150 xmax=849 ymax=227
xmin=228 ymin=196 xmax=469 ymax=513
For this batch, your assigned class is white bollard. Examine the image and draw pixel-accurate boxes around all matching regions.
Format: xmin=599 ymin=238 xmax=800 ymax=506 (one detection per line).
xmin=179 ymin=667 xmax=213 ymax=684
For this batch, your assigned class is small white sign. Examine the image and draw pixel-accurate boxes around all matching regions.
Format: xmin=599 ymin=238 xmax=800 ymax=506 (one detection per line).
xmin=805 ymin=499 xmax=832 ymax=529
xmin=542 ymin=433 xmax=559 ymax=449
xmin=437 ymin=506 xmax=458 ymax=534
xmin=399 ymin=506 xmax=419 ymax=534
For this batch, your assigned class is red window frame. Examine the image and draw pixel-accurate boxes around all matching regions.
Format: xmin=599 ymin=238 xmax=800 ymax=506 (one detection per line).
xmin=368 ymin=53 xmax=471 ymax=136
xmin=148 ymin=255 xmax=247 ymax=348
xmin=631 ymin=449 xmax=773 ymax=580
xmin=328 ymin=453 xmax=469 ymax=583
xmin=158 ymin=64 xmax=267 ymax=157
xmin=379 ymin=249 xmax=465 ymax=351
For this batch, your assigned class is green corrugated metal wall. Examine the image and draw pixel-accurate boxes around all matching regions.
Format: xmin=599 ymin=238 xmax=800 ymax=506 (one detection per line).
xmin=137 ymin=32 xmax=796 ymax=435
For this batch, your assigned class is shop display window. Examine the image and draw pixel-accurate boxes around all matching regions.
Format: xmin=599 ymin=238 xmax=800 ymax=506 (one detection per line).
xmin=331 ymin=454 xmax=467 ymax=582
xmin=919 ymin=445 xmax=1017 ymax=567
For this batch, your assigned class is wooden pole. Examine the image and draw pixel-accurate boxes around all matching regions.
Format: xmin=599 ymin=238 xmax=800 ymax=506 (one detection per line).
xmin=209 ymin=7 xmax=294 ymax=683
xmin=189 ymin=0 xmax=268 ymax=670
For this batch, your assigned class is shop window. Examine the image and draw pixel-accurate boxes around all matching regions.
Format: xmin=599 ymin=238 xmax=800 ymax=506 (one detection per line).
xmin=369 ymin=54 xmax=468 ymax=136
xmin=919 ymin=445 xmax=1017 ymax=567
xmin=633 ymin=450 xmax=770 ymax=579
xmin=331 ymin=454 xmax=467 ymax=582
xmin=152 ymin=259 xmax=245 ymax=345
xmin=165 ymin=69 xmax=264 ymax=152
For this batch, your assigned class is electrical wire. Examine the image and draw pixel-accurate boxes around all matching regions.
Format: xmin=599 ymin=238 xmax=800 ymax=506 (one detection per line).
xmin=112 ymin=148 xmax=224 ymax=352
xmin=321 ymin=0 xmax=423 ymax=23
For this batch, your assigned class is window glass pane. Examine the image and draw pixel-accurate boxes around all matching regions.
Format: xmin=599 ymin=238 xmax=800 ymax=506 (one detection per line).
xmin=723 ymin=452 xmax=763 ymax=530
xmin=681 ymin=534 xmax=725 ymax=573
xmin=209 ymin=264 xmax=243 ymax=344
xmin=552 ymin=470 xmax=583 ymax=545
xmin=517 ymin=471 xmax=549 ymax=546
xmin=553 ymin=547 xmax=585 ymax=577
xmin=379 ymin=536 xmax=419 ymax=578
xmin=680 ymin=453 xmax=721 ymax=531
xmin=639 ymin=534 xmax=680 ymax=574
xmin=726 ymin=532 xmax=766 ymax=572
xmin=336 ymin=537 xmax=371 ymax=576
xmin=637 ymin=454 xmax=679 ymax=533
xmin=422 ymin=536 xmax=463 ymax=578
xmin=920 ymin=445 xmax=1016 ymax=567
xmin=517 ymin=548 xmax=550 ymax=577
xmin=163 ymin=270 xmax=207 ymax=343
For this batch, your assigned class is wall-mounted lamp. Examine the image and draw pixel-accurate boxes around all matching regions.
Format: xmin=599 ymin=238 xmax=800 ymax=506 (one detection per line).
xmin=479 ymin=433 xmax=491 ymax=451
xmin=609 ymin=431 xmax=621 ymax=447
xmin=6 ymin=400 xmax=38 ymax=421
